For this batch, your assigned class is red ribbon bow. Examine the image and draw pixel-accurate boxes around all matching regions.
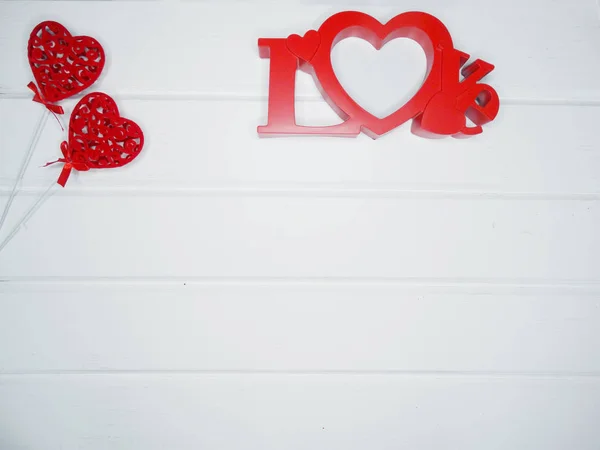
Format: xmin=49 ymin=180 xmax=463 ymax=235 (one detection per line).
xmin=28 ymin=82 xmax=65 ymax=115
xmin=28 ymin=82 xmax=66 ymax=131
xmin=43 ymin=142 xmax=88 ymax=187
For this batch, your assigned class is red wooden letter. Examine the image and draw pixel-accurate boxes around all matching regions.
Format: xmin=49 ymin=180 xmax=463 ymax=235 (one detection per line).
xmin=257 ymin=38 xmax=360 ymax=137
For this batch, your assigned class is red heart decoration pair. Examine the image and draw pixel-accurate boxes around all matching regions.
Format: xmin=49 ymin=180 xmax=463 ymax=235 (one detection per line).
xmin=47 ymin=93 xmax=144 ymax=187
xmin=28 ymin=21 xmax=105 ymax=108
xmin=26 ymin=21 xmax=144 ymax=186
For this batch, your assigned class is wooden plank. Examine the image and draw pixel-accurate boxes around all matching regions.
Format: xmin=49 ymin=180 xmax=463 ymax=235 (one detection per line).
xmin=0 ymin=283 xmax=599 ymax=373
xmin=0 ymin=0 xmax=599 ymax=101
xmin=1 ymin=374 xmax=599 ymax=449
xmin=2 ymin=98 xmax=600 ymax=195
xmin=0 ymin=195 xmax=597 ymax=279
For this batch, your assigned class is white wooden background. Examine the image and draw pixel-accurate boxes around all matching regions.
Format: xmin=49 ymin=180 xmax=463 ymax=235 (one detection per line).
xmin=1 ymin=0 xmax=600 ymax=449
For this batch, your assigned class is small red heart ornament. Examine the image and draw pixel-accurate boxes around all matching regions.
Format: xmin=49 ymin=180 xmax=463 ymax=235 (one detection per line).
xmin=28 ymin=21 xmax=105 ymax=105
xmin=48 ymin=92 xmax=144 ymax=187
xmin=286 ymin=30 xmax=320 ymax=62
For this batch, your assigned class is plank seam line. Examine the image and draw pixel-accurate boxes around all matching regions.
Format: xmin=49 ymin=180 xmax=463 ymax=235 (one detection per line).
xmin=2 ymin=370 xmax=600 ymax=379
xmin=2 ymin=276 xmax=600 ymax=288
xmin=1 ymin=187 xmax=599 ymax=200
xmin=3 ymin=91 xmax=600 ymax=107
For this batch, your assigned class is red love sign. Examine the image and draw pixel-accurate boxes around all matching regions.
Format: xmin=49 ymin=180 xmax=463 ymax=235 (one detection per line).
xmin=258 ymin=11 xmax=499 ymax=139
xmin=28 ymin=21 xmax=105 ymax=112
xmin=45 ymin=92 xmax=144 ymax=187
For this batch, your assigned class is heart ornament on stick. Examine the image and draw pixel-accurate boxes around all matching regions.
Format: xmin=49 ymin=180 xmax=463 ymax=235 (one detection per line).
xmin=0 ymin=21 xmax=106 ymax=235
xmin=46 ymin=92 xmax=145 ymax=187
xmin=0 ymin=93 xmax=143 ymax=253
xmin=28 ymin=21 xmax=105 ymax=112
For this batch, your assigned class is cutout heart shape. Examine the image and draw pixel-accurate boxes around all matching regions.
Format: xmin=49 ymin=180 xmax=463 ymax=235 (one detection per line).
xmin=331 ymin=37 xmax=426 ymax=119
xmin=28 ymin=21 xmax=105 ymax=104
xmin=286 ymin=30 xmax=320 ymax=62
xmin=310 ymin=11 xmax=453 ymax=137
xmin=48 ymin=92 xmax=144 ymax=186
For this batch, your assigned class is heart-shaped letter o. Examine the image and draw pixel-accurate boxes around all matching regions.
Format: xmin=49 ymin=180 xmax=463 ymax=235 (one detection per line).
xmin=258 ymin=11 xmax=499 ymax=139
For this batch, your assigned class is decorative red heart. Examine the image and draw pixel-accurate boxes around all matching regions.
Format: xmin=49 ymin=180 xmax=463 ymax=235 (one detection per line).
xmin=48 ymin=92 xmax=144 ymax=187
xmin=28 ymin=21 xmax=105 ymax=103
xmin=331 ymin=38 xmax=426 ymax=119
xmin=286 ymin=30 xmax=320 ymax=62
xmin=309 ymin=11 xmax=454 ymax=137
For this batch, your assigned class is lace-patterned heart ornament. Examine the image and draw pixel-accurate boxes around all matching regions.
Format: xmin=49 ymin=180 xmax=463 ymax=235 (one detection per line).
xmin=46 ymin=92 xmax=145 ymax=187
xmin=27 ymin=21 xmax=105 ymax=113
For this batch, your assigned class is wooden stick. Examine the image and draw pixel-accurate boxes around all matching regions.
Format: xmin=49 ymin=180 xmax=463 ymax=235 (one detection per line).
xmin=0 ymin=108 xmax=50 ymax=232
xmin=0 ymin=181 xmax=57 ymax=253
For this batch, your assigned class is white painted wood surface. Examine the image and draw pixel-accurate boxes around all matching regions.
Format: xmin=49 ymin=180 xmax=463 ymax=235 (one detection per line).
xmin=2 ymin=374 xmax=600 ymax=450
xmin=1 ymin=1 xmax=599 ymax=449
